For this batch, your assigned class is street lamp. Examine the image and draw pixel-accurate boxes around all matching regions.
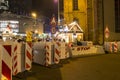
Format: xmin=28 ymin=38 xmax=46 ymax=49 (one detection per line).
xmin=31 ymin=12 xmax=37 ymax=19
xmin=31 ymin=12 xmax=37 ymax=29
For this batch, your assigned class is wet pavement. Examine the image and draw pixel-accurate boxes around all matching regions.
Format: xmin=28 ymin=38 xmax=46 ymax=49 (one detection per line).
xmin=13 ymin=53 xmax=120 ymax=80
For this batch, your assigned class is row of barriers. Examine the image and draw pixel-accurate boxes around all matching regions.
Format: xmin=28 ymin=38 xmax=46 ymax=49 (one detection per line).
xmin=0 ymin=41 xmax=32 ymax=80
xmin=32 ymin=41 xmax=70 ymax=66
xmin=1 ymin=40 xmax=111 ymax=80
xmin=32 ymin=41 xmax=105 ymax=66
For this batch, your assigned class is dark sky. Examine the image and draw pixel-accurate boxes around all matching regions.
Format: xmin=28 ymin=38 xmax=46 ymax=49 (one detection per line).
xmin=32 ymin=0 xmax=58 ymax=19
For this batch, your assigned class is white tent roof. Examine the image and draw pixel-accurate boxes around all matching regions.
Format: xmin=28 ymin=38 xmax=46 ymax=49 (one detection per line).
xmin=68 ymin=22 xmax=83 ymax=32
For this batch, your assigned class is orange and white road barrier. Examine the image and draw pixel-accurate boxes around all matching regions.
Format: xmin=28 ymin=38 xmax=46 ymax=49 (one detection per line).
xmin=54 ymin=41 xmax=61 ymax=64
xmin=25 ymin=42 xmax=32 ymax=70
xmin=0 ymin=43 xmax=12 ymax=80
xmin=60 ymin=42 xmax=69 ymax=59
xmin=113 ymin=41 xmax=118 ymax=52
xmin=12 ymin=43 xmax=18 ymax=75
xmin=12 ymin=42 xmax=23 ymax=75
xmin=45 ymin=42 xmax=53 ymax=66
xmin=109 ymin=42 xmax=113 ymax=53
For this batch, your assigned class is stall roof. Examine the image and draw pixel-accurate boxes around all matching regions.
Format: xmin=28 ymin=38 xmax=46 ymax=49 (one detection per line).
xmin=68 ymin=22 xmax=83 ymax=32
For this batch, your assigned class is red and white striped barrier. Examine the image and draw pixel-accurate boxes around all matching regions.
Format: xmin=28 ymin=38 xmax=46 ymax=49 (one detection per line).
xmin=45 ymin=42 xmax=53 ymax=66
xmin=113 ymin=42 xmax=118 ymax=52
xmin=0 ymin=42 xmax=12 ymax=80
xmin=105 ymin=42 xmax=118 ymax=53
xmin=12 ymin=43 xmax=18 ymax=75
xmin=60 ymin=42 xmax=69 ymax=59
xmin=60 ymin=42 xmax=66 ymax=59
xmin=12 ymin=42 xmax=23 ymax=75
xmin=54 ymin=41 xmax=61 ymax=64
xmin=109 ymin=42 xmax=113 ymax=53
xmin=25 ymin=42 xmax=32 ymax=70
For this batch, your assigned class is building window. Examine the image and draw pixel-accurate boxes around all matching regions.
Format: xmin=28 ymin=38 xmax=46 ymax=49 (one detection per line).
xmin=73 ymin=0 xmax=78 ymax=10
xmin=0 ymin=20 xmax=19 ymax=33
xmin=115 ymin=0 xmax=120 ymax=33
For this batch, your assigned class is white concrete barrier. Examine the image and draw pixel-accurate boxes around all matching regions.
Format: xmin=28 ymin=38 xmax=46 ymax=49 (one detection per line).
xmin=0 ymin=41 xmax=12 ymax=80
xmin=25 ymin=42 xmax=32 ymax=70
xmin=71 ymin=45 xmax=105 ymax=57
xmin=33 ymin=42 xmax=46 ymax=65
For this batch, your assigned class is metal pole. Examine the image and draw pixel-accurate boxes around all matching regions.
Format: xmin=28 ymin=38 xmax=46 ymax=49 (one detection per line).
xmin=58 ymin=0 xmax=60 ymax=25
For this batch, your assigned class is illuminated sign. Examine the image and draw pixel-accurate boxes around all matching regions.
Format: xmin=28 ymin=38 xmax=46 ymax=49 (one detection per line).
xmin=0 ymin=20 xmax=19 ymax=33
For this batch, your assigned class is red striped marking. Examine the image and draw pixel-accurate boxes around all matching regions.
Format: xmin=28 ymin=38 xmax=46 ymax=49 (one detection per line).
xmin=46 ymin=52 xmax=49 ymax=56
xmin=46 ymin=57 xmax=49 ymax=61
xmin=55 ymin=48 xmax=60 ymax=56
xmin=54 ymin=58 xmax=58 ymax=62
xmin=14 ymin=62 xmax=17 ymax=68
xmin=26 ymin=63 xmax=30 ymax=68
xmin=3 ymin=45 xmax=11 ymax=56
xmin=27 ymin=42 xmax=32 ymax=48
xmin=45 ymin=45 xmax=49 ymax=49
xmin=56 ymin=42 xmax=61 ymax=46
xmin=27 ymin=50 xmax=32 ymax=61
xmin=14 ymin=55 xmax=17 ymax=61
xmin=2 ymin=61 xmax=11 ymax=80
xmin=14 ymin=45 xmax=17 ymax=52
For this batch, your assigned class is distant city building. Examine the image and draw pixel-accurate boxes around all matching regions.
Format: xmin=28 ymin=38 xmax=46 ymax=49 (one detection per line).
xmin=0 ymin=12 xmax=44 ymax=34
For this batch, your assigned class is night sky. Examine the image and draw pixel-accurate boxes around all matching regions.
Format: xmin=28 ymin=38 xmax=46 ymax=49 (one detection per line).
xmin=32 ymin=0 xmax=58 ymax=19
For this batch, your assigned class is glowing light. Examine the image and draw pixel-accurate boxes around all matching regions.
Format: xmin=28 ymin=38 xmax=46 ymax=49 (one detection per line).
xmin=54 ymin=0 xmax=58 ymax=3
xmin=31 ymin=12 xmax=37 ymax=18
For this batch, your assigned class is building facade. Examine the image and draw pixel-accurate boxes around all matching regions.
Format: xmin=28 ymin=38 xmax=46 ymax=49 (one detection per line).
xmin=62 ymin=0 xmax=120 ymax=44
xmin=0 ymin=12 xmax=44 ymax=34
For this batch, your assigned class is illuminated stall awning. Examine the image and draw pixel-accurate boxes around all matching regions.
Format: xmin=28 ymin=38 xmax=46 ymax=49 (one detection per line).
xmin=68 ymin=22 xmax=83 ymax=33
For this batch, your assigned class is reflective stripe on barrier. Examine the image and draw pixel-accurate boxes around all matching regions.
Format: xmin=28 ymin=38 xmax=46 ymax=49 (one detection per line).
xmin=114 ymin=42 xmax=118 ymax=52
xmin=54 ymin=42 xmax=61 ymax=64
xmin=1 ymin=44 xmax=12 ymax=80
xmin=12 ymin=43 xmax=19 ymax=75
xmin=45 ymin=42 xmax=53 ymax=66
xmin=109 ymin=42 xmax=113 ymax=52
xmin=25 ymin=42 xmax=32 ymax=70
